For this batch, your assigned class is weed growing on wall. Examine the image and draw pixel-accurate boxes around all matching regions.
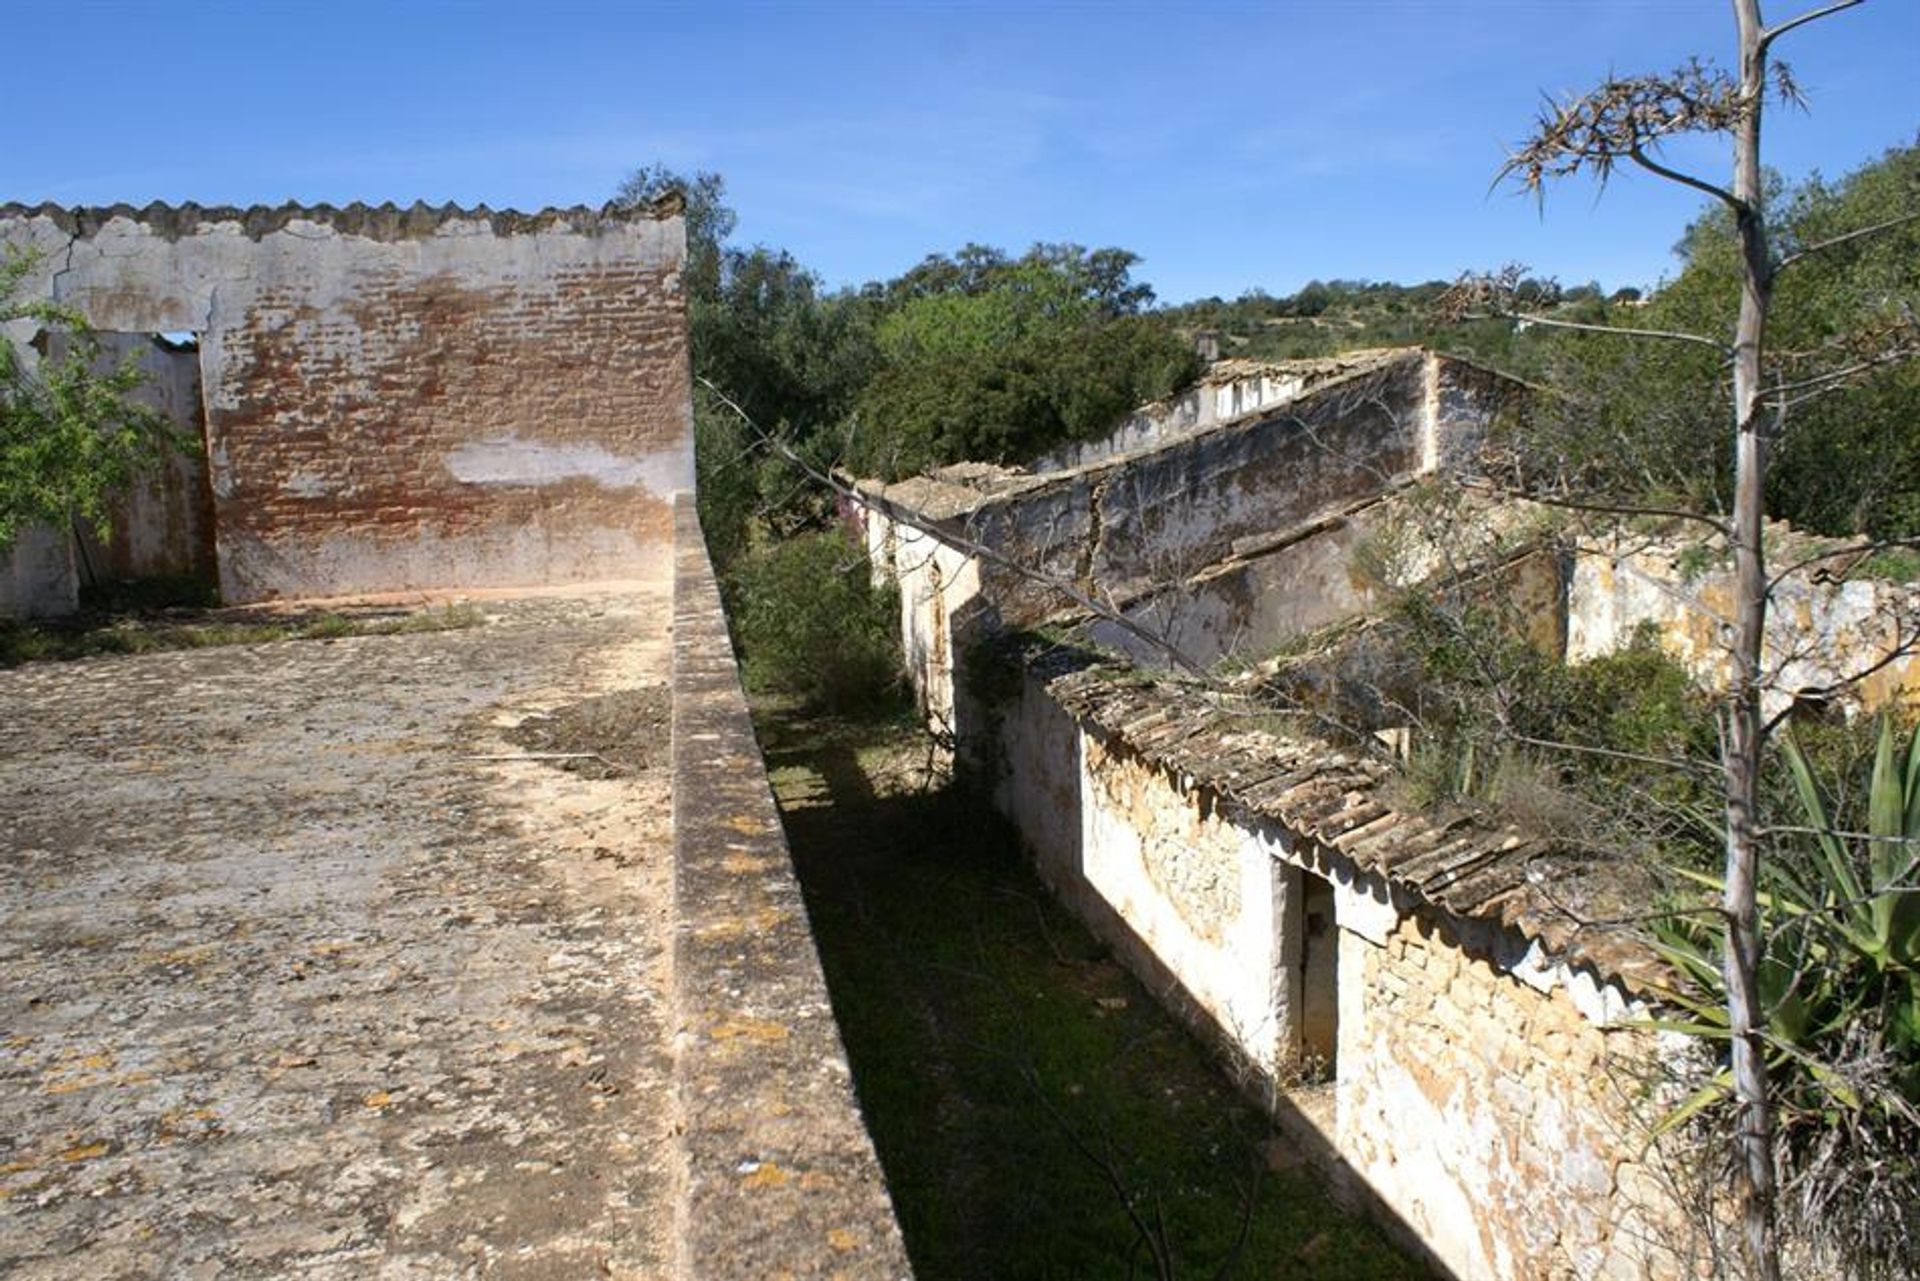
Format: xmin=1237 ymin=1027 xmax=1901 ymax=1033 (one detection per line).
xmin=1 ymin=249 xmax=183 ymax=551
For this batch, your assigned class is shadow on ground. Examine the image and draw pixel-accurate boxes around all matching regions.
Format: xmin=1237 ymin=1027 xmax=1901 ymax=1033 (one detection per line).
xmin=756 ymin=705 xmax=1428 ymax=1281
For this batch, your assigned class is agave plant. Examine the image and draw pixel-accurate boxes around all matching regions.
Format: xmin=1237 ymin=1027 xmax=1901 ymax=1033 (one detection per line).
xmin=1648 ymin=716 xmax=1920 ymax=1276
xmin=1652 ymin=718 xmax=1919 ymax=1117
xmin=1778 ymin=717 xmax=1920 ymax=1082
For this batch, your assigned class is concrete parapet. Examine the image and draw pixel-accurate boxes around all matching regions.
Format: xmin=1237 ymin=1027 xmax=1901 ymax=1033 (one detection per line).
xmin=669 ymin=494 xmax=911 ymax=1278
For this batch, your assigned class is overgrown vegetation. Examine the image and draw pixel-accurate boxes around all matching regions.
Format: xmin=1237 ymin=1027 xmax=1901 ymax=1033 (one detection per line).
xmin=729 ymin=528 xmax=902 ymax=713
xmin=1 ymin=248 xmax=186 ymax=551
xmin=1652 ymin=717 xmax=1920 ymax=1280
xmin=756 ymin=707 xmax=1426 ymax=1280
xmin=1496 ymin=142 xmax=1920 ymax=542
xmin=847 ymin=244 xmax=1200 ymax=479
xmin=0 ymin=600 xmax=483 ymax=668
xmin=1162 ymin=275 xmax=1568 ymax=371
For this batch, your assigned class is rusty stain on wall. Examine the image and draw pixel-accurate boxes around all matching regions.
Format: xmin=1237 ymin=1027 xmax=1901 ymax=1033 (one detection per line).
xmin=0 ymin=200 xmax=692 ymax=608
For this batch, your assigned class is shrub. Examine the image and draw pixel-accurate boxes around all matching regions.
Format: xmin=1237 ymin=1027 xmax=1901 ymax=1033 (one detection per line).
xmin=1651 ymin=716 xmax=1920 ymax=1279
xmin=730 ymin=529 xmax=903 ymax=713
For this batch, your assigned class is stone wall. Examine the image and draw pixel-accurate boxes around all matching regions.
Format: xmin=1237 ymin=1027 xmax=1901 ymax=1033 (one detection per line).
xmin=1027 ymin=352 xmax=1408 ymax=473
xmin=860 ymin=348 xmax=1511 ymax=719
xmin=1341 ymin=917 xmax=1695 ymax=1280
xmin=986 ymin=654 xmax=1694 ymax=1281
xmin=1 ymin=202 xmax=691 ymax=604
xmin=671 ymin=495 xmax=911 ymax=1277
xmin=1567 ymin=528 xmax=1920 ymax=715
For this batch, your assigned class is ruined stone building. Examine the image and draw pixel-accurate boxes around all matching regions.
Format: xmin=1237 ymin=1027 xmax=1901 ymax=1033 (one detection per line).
xmin=0 ymin=200 xmax=913 ymax=1278
xmin=854 ymin=348 xmax=1920 ymax=1280
xmin=8 ymin=196 xmax=1911 ymax=1277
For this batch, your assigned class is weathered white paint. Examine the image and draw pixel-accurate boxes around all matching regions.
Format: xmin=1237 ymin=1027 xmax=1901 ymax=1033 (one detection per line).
xmin=992 ymin=668 xmax=1691 ymax=1280
xmin=863 ymin=351 xmax=1521 ymax=708
xmin=443 ymin=437 xmax=685 ymax=494
xmin=0 ymin=526 xmax=77 ymax=619
xmin=1330 ymin=868 xmax=1399 ymax=946
xmin=214 ymin=520 xmax=669 ymax=604
xmin=1 ymin=332 xmax=212 ymax=615
xmin=1568 ymin=533 xmax=1920 ymax=715
xmin=857 ymin=499 xmax=985 ymax=734
xmin=1 ymin=206 xmax=691 ymax=606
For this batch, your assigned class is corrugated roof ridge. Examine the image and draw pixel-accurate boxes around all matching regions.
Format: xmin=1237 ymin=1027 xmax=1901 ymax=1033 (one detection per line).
xmin=0 ymin=195 xmax=682 ymax=242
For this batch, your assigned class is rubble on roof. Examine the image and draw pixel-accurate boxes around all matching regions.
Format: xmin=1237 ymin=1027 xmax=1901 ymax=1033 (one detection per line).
xmin=1033 ymin=648 xmax=1671 ymax=996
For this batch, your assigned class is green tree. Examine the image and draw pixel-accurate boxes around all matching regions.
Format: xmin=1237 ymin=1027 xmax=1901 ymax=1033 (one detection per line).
xmin=850 ymin=248 xmax=1199 ymax=477
xmin=612 ymin=166 xmax=876 ymax=569
xmin=613 ymin=164 xmax=736 ymax=303
xmin=0 ymin=249 xmax=173 ymax=551
xmin=1508 ymin=142 xmax=1920 ymax=537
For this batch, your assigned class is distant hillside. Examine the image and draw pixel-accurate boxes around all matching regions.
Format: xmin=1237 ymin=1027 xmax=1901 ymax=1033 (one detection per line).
xmin=1159 ymin=277 xmax=1635 ymax=377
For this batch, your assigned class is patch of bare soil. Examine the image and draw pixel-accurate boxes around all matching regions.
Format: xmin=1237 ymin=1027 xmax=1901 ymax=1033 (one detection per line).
xmin=504 ymin=685 xmax=673 ymax=779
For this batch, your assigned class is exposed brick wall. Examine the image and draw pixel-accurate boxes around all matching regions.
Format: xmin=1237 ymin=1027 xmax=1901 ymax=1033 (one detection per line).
xmin=1 ymin=205 xmax=691 ymax=603
xmin=207 ymin=259 xmax=687 ymax=600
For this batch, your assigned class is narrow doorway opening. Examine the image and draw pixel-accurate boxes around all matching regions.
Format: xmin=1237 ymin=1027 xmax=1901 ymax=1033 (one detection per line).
xmin=1298 ymin=870 xmax=1339 ymax=1078
xmin=69 ymin=331 xmax=219 ymax=607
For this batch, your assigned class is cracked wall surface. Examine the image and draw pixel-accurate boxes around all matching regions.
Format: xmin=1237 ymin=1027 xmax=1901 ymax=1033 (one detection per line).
xmin=991 ymin=653 xmax=1699 ymax=1281
xmin=859 ymin=349 xmax=1512 ymax=720
xmin=1 ymin=202 xmax=691 ymax=605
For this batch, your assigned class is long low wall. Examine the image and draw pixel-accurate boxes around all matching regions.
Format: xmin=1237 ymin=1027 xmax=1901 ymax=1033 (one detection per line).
xmin=988 ymin=651 xmax=1696 ymax=1281
xmin=857 ymin=349 xmax=1516 ymax=728
xmin=670 ymin=495 xmax=911 ymax=1277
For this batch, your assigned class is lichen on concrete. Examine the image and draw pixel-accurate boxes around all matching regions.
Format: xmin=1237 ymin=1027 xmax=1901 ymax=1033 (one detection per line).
xmin=0 ymin=585 xmax=680 ymax=1278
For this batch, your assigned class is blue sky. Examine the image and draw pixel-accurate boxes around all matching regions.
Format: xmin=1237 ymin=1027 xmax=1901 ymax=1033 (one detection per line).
xmin=7 ymin=1 xmax=1915 ymax=303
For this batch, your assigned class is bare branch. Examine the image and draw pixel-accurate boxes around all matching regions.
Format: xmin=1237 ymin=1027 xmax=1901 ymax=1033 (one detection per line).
xmin=1760 ymin=0 xmax=1868 ymax=52
xmin=1775 ymin=209 xmax=1920 ymax=275
xmin=1629 ymin=143 xmax=1741 ymax=211
xmin=1437 ymin=266 xmax=1727 ymax=351
xmin=1775 ymin=350 xmax=1920 ymax=409
xmin=1510 ymin=308 xmax=1728 ymax=353
xmin=1767 ymin=535 xmax=1919 ymax=588
xmin=1457 ymin=478 xmax=1732 ymax=537
xmin=1759 ymin=636 xmax=1920 ymax=736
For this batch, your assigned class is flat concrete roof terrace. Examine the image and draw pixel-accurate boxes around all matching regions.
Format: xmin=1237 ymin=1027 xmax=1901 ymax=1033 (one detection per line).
xmin=0 ymin=583 xmax=680 ymax=1279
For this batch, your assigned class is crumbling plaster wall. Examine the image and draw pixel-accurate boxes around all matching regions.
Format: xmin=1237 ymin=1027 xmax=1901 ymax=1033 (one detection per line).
xmin=863 ymin=349 xmax=1504 ymax=719
xmin=1568 ymin=533 xmax=1920 ymax=715
xmin=990 ymin=662 xmax=1694 ymax=1281
xmin=1028 ymin=357 xmax=1356 ymax=473
xmin=70 ymin=334 xmax=215 ymax=587
xmin=1 ymin=204 xmax=690 ymax=604
xmin=1084 ymin=506 xmax=1388 ymax=669
xmin=863 ymin=504 xmax=983 ymax=733
xmin=1341 ymin=918 xmax=1695 ymax=1281
xmin=0 ymin=526 xmax=75 ymax=619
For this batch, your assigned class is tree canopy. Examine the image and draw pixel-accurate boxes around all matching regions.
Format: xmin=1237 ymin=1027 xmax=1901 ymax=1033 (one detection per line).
xmin=847 ymin=246 xmax=1198 ymax=478
xmin=1507 ymin=142 xmax=1920 ymax=538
